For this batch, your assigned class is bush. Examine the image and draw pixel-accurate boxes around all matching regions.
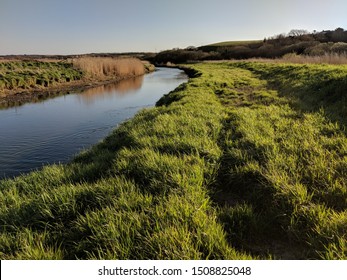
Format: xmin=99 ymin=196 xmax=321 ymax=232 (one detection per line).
xmin=331 ymin=42 xmax=347 ymax=54
xmin=152 ymin=49 xmax=211 ymax=64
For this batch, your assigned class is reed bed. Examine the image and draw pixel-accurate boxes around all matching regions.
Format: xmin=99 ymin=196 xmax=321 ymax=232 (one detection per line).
xmin=249 ymin=53 xmax=347 ymax=65
xmin=72 ymin=57 xmax=145 ymax=78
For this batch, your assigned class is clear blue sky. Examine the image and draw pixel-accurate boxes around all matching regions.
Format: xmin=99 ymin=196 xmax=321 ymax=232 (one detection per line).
xmin=1 ymin=0 xmax=346 ymax=55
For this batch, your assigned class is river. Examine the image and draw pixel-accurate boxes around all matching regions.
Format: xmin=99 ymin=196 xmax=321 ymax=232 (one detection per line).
xmin=0 ymin=67 xmax=188 ymax=179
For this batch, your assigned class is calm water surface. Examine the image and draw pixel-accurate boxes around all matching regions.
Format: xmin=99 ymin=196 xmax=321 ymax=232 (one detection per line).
xmin=0 ymin=68 xmax=188 ymax=179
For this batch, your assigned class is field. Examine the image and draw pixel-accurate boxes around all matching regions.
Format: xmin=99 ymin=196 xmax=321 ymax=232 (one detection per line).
xmin=0 ymin=61 xmax=346 ymax=259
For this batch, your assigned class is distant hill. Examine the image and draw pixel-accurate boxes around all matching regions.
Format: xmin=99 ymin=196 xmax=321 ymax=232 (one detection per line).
xmin=204 ymin=40 xmax=263 ymax=47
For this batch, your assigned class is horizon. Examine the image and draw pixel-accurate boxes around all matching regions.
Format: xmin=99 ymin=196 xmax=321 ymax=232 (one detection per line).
xmin=1 ymin=0 xmax=346 ymax=55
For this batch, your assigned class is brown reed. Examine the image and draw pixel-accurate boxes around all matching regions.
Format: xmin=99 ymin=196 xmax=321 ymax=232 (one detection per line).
xmin=249 ymin=53 xmax=347 ymax=65
xmin=72 ymin=57 xmax=145 ymax=78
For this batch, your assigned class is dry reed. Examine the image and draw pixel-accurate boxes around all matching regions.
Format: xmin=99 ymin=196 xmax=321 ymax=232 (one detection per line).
xmin=72 ymin=57 xmax=145 ymax=78
xmin=248 ymin=53 xmax=347 ymax=65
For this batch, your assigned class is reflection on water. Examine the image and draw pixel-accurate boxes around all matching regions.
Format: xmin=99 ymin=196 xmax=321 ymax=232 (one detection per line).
xmin=0 ymin=68 xmax=188 ymax=179
xmin=78 ymin=75 xmax=144 ymax=105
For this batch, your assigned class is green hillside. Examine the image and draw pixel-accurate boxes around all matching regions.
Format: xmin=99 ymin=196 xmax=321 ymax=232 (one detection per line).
xmin=204 ymin=40 xmax=262 ymax=47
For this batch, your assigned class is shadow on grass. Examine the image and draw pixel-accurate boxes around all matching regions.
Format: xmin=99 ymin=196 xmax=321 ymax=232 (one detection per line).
xmin=236 ymin=62 xmax=347 ymax=130
xmin=211 ymin=114 xmax=308 ymax=260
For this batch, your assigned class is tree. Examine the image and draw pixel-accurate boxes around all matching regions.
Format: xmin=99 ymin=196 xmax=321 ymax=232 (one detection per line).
xmin=332 ymin=28 xmax=347 ymax=42
xmin=288 ymin=29 xmax=309 ymax=37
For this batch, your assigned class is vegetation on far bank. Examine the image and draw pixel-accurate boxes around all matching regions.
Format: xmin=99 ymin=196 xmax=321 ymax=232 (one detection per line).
xmin=71 ymin=57 xmax=146 ymax=79
xmin=0 ymin=60 xmax=346 ymax=259
xmin=0 ymin=60 xmax=83 ymax=92
xmin=0 ymin=57 xmax=150 ymax=106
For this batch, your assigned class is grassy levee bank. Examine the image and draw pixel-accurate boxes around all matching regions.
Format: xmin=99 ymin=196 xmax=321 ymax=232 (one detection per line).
xmin=203 ymin=62 xmax=347 ymax=259
xmin=1 ymin=61 xmax=346 ymax=259
xmin=234 ymin=61 xmax=347 ymax=127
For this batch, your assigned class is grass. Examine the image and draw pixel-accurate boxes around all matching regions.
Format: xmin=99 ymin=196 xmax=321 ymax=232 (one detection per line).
xmin=201 ymin=62 xmax=347 ymax=259
xmin=234 ymin=61 xmax=347 ymax=127
xmin=0 ymin=60 xmax=83 ymax=92
xmin=0 ymin=61 xmax=346 ymax=259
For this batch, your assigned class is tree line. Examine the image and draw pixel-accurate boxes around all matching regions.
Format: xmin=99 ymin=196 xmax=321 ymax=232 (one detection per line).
xmin=151 ymin=28 xmax=347 ymax=64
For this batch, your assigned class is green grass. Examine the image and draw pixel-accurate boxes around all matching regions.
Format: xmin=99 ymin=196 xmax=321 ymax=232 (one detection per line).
xmin=0 ymin=61 xmax=83 ymax=92
xmin=232 ymin=62 xmax=347 ymax=127
xmin=203 ymin=62 xmax=347 ymax=259
xmin=1 ymin=61 xmax=346 ymax=259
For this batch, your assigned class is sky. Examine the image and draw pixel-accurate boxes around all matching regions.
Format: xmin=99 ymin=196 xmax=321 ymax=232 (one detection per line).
xmin=1 ymin=0 xmax=346 ymax=55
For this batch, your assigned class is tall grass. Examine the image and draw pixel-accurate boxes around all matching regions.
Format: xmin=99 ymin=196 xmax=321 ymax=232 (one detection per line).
xmin=72 ymin=57 xmax=145 ymax=78
xmin=249 ymin=53 xmax=347 ymax=65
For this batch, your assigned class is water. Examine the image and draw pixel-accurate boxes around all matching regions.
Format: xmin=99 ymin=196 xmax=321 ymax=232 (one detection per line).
xmin=0 ymin=67 xmax=188 ymax=179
